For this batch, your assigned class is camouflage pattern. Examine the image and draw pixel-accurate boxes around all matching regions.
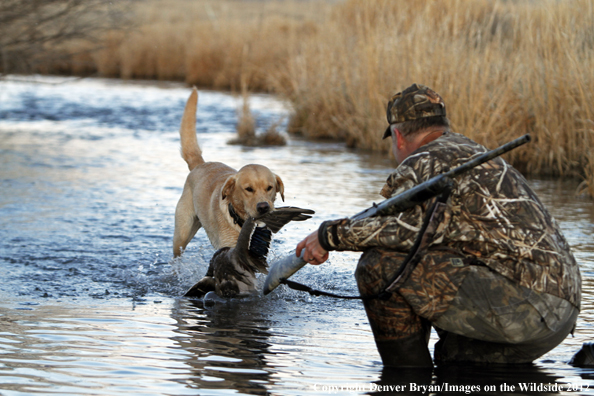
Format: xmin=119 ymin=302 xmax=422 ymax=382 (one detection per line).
xmin=322 ymin=132 xmax=582 ymax=311
xmin=432 ymin=266 xmax=578 ymax=364
xmin=434 ymin=266 xmax=578 ymax=343
xmin=355 ymin=249 xmax=426 ymax=339
xmin=356 ymin=246 xmax=578 ymax=364
xmin=382 ymin=83 xmax=446 ymax=139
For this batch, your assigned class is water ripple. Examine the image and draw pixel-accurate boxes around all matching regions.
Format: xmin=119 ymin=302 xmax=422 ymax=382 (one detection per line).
xmin=1 ymin=76 xmax=593 ymax=395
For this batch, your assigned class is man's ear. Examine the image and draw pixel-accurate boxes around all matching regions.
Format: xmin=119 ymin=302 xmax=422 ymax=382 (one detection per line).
xmin=395 ymin=128 xmax=406 ymax=150
xmin=222 ymin=176 xmax=236 ymax=200
xmin=275 ymin=174 xmax=285 ymax=202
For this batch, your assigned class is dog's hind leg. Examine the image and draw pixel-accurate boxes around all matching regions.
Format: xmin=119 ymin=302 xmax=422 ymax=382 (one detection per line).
xmin=173 ymin=187 xmax=202 ymax=257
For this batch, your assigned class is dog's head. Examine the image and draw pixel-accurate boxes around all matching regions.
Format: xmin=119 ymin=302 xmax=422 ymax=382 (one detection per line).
xmin=222 ymin=164 xmax=284 ymax=220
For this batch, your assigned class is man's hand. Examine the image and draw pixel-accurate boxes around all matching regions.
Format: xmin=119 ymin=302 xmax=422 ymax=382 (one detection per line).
xmin=296 ymin=231 xmax=329 ymax=265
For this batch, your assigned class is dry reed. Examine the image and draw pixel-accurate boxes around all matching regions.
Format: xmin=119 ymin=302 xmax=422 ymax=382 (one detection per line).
xmin=229 ymin=78 xmax=287 ymax=147
xmin=233 ymin=81 xmax=257 ymax=143
xmin=87 ymin=0 xmax=325 ymax=92
xmin=275 ymin=0 xmax=594 ymax=193
xmin=259 ymin=119 xmax=288 ymax=146
xmin=39 ymin=0 xmax=594 ymax=195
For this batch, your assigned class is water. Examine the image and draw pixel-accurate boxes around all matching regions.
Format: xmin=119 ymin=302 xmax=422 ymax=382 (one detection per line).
xmin=1 ymin=76 xmax=593 ymax=395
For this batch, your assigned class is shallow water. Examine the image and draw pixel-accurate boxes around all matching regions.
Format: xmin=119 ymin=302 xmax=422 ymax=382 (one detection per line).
xmin=1 ymin=76 xmax=593 ymax=395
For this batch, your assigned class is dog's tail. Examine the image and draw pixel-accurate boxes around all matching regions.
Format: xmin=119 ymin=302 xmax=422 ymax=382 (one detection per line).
xmin=180 ymin=88 xmax=205 ymax=170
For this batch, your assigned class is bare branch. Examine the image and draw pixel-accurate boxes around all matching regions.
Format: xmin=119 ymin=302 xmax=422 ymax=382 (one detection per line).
xmin=0 ymin=0 xmax=136 ymax=74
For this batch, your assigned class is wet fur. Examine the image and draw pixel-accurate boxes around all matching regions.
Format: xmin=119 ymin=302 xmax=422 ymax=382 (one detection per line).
xmin=173 ymin=88 xmax=285 ymax=257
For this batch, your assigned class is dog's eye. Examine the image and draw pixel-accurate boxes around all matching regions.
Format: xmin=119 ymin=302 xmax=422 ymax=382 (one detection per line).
xmin=267 ymin=186 xmax=273 ymax=191
xmin=245 ymin=187 xmax=254 ymax=193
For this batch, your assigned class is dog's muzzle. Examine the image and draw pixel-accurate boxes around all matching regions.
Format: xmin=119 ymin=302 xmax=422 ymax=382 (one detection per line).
xmin=257 ymin=202 xmax=271 ymax=215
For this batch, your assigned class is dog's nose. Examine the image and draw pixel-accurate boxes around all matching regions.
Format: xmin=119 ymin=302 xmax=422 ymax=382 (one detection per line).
xmin=257 ymin=202 xmax=270 ymax=214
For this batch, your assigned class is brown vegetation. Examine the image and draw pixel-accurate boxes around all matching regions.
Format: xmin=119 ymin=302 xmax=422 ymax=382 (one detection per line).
xmin=0 ymin=0 xmax=133 ymax=74
xmin=228 ymin=81 xmax=287 ymax=147
xmin=86 ymin=0 xmax=327 ymax=92
xmin=8 ymin=0 xmax=594 ymax=196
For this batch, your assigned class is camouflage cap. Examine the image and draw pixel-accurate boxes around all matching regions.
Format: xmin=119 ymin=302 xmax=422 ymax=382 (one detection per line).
xmin=382 ymin=83 xmax=446 ymax=139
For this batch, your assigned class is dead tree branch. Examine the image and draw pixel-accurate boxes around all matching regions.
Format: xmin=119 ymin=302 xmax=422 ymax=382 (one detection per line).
xmin=0 ymin=0 xmax=135 ymax=74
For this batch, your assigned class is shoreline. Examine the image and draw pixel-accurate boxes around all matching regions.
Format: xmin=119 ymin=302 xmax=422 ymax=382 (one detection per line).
xmin=2 ymin=0 xmax=593 ymax=197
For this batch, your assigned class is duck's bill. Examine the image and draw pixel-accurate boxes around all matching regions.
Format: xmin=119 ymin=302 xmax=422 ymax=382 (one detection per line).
xmin=262 ymin=251 xmax=307 ymax=295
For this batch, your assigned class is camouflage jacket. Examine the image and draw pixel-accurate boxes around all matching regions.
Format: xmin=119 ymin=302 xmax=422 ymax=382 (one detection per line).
xmin=320 ymin=132 xmax=581 ymax=308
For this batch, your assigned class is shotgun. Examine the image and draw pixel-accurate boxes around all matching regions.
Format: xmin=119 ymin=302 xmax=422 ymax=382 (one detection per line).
xmin=263 ymin=134 xmax=531 ymax=295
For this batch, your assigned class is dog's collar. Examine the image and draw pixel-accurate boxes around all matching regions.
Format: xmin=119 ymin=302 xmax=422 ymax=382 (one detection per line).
xmin=228 ymin=203 xmax=245 ymax=227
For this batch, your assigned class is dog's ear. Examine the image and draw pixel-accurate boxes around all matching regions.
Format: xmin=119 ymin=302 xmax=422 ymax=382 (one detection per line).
xmin=275 ymin=174 xmax=285 ymax=202
xmin=222 ymin=176 xmax=236 ymax=200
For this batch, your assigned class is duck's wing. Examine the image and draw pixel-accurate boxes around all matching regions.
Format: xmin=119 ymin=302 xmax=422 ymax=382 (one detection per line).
xmin=257 ymin=206 xmax=315 ymax=233
xmin=234 ymin=207 xmax=315 ymax=275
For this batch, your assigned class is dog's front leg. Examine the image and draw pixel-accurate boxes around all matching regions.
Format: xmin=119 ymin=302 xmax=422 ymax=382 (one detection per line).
xmin=173 ymin=186 xmax=202 ymax=257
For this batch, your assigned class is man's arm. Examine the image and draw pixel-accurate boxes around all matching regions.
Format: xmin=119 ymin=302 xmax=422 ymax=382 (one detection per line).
xmin=295 ymin=204 xmax=425 ymax=264
xmin=317 ymin=205 xmax=427 ymax=252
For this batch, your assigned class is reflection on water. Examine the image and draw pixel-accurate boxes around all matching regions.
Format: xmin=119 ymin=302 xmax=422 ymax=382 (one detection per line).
xmin=174 ymin=299 xmax=275 ymax=395
xmin=1 ymin=76 xmax=593 ymax=395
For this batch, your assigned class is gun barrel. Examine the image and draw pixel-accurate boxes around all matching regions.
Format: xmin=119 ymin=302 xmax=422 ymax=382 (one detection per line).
xmin=351 ymin=134 xmax=531 ymax=220
xmin=445 ymin=134 xmax=531 ymax=179
xmin=351 ymin=176 xmax=453 ymax=220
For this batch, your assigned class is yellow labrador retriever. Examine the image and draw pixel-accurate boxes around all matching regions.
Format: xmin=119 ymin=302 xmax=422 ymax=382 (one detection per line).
xmin=173 ymin=88 xmax=285 ymax=257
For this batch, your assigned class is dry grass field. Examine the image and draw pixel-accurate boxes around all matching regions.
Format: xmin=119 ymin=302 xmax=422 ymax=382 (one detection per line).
xmin=33 ymin=0 xmax=594 ymax=196
xmin=68 ymin=0 xmax=332 ymax=91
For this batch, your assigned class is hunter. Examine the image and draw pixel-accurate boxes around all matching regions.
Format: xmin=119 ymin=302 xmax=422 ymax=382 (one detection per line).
xmin=296 ymin=83 xmax=581 ymax=367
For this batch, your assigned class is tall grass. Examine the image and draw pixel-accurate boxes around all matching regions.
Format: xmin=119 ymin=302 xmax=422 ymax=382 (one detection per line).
xmin=85 ymin=0 xmax=325 ymax=92
xmin=278 ymin=0 xmax=594 ymax=176
xmin=278 ymin=0 xmax=594 ymax=194
xmin=44 ymin=0 xmax=594 ymax=195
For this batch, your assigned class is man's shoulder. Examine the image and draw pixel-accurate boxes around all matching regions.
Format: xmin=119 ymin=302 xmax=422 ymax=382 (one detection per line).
xmin=398 ymin=132 xmax=480 ymax=170
xmin=422 ymin=132 xmax=486 ymax=158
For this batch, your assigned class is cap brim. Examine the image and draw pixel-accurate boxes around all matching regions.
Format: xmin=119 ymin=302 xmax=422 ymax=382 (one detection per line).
xmin=382 ymin=126 xmax=391 ymax=139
